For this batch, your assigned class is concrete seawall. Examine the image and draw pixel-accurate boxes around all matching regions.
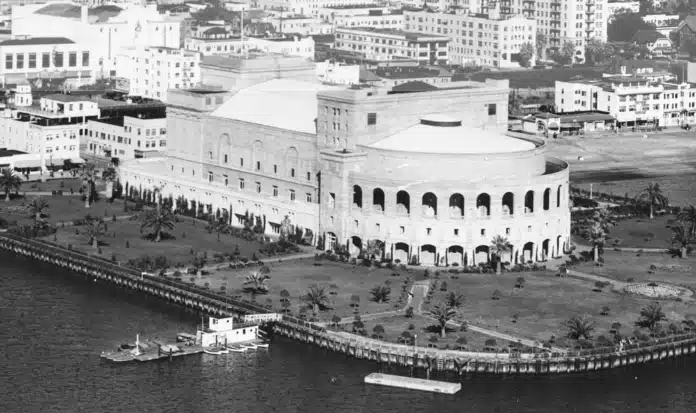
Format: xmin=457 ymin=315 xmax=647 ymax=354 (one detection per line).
xmin=2 ymin=233 xmax=695 ymax=376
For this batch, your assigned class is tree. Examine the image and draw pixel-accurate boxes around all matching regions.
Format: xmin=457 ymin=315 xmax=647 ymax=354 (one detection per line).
xmin=515 ymin=277 xmax=526 ymax=289
xmin=561 ymin=41 xmax=576 ymax=65
xmin=0 ymin=168 xmax=22 ymax=202
xmin=535 ymin=32 xmax=547 ymax=60
xmin=26 ymin=196 xmax=50 ymax=227
xmin=677 ymin=205 xmax=696 ymax=237
xmin=373 ymin=324 xmax=385 ymax=339
xmin=140 ymin=206 xmax=175 ymax=242
xmin=369 ymin=284 xmax=391 ymax=303
xmin=331 ymin=314 xmax=342 ymax=327
xmin=608 ymin=11 xmax=656 ymax=42
xmin=635 ymin=183 xmax=669 ymax=219
xmin=445 ymin=292 xmax=465 ymax=309
xmin=301 ymin=285 xmax=331 ymax=314
xmin=364 ymin=239 xmax=384 ymax=260
xmin=636 ymin=302 xmax=667 ymax=333
xmin=518 ymin=42 xmax=535 ymax=68
xmin=80 ymin=164 xmax=98 ymax=208
xmin=101 ymin=167 xmax=117 ymax=200
xmin=490 ymin=235 xmax=513 ymax=274
xmin=243 ymin=267 xmax=271 ymax=295
xmin=585 ymin=39 xmax=613 ymax=65
xmin=670 ymin=223 xmax=693 ymax=259
xmin=427 ymin=301 xmax=458 ymax=338
xmin=455 ymin=336 xmax=468 ymax=351
xmin=588 ymin=222 xmax=607 ymax=262
xmin=85 ymin=218 xmax=107 ymax=249
xmin=564 ymin=315 xmax=596 ymax=340
xmin=207 ymin=218 xmax=227 ymax=242
xmin=279 ymin=215 xmax=292 ymax=240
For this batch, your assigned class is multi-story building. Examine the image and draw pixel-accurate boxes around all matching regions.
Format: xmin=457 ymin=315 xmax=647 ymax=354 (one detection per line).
xmin=265 ymin=15 xmax=333 ymax=36
xmin=200 ymin=53 xmax=317 ymax=91
xmin=11 ymin=2 xmax=181 ymax=78
xmin=257 ymin=0 xmax=378 ymax=16
xmin=317 ymin=6 xmax=405 ymax=29
xmin=115 ymin=46 xmax=201 ymax=102
xmin=496 ymin=0 xmax=608 ymax=59
xmin=120 ymin=76 xmax=571 ymax=265
xmin=404 ymin=9 xmax=536 ymax=68
xmin=185 ymin=32 xmax=315 ymax=59
xmin=642 ymin=13 xmax=680 ymax=27
xmin=84 ymin=114 xmax=167 ymax=160
xmin=555 ymin=77 xmax=696 ymax=127
xmin=334 ymin=27 xmax=450 ymax=64
xmin=0 ymin=86 xmax=99 ymax=173
xmin=0 ymin=37 xmax=94 ymax=87
xmin=607 ymin=0 xmax=639 ymax=20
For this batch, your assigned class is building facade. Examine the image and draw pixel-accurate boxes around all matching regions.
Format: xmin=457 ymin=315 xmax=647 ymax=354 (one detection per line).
xmin=186 ymin=34 xmax=315 ymax=59
xmin=84 ymin=115 xmax=167 ymax=160
xmin=115 ymin=46 xmax=201 ymax=102
xmin=334 ymin=27 xmax=450 ymax=64
xmin=607 ymin=0 xmax=639 ymax=19
xmin=0 ymin=88 xmax=98 ymax=172
xmin=555 ymin=77 xmax=696 ymax=127
xmin=404 ymin=10 xmax=536 ymax=68
xmin=0 ymin=37 xmax=93 ymax=87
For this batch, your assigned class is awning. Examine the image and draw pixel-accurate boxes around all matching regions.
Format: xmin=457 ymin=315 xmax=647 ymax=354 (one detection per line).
xmin=560 ymin=122 xmax=582 ymax=129
xmin=69 ymin=158 xmax=85 ymax=164
xmin=48 ymin=158 xmax=66 ymax=166
xmin=13 ymin=159 xmax=43 ymax=169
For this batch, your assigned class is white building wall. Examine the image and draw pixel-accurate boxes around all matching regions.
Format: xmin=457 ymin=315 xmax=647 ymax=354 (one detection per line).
xmin=84 ymin=116 xmax=167 ymax=159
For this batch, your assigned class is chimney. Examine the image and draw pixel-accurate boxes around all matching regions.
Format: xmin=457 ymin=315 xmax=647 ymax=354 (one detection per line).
xmin=81 ymin=5 xmax=88 ymax=23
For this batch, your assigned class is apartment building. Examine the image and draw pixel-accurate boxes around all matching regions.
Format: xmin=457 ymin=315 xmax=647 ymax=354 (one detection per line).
xmin=555 ymin=77 xmax=696 ymax=127
xmin=0 ymin=86 xmax=99 ymax=172
xmin=257 ymin=0 xmax=374 ymax=16
xmin=317 ymin=6 xmax=405 ymax=29
xmin=115 ymin=46 xmax=201 ymax=102
xmin=607 ymin=0 xmax=639 ymax=19
xmin=334 ymin=27 xmax=450 ymax=64
xmin=186 ymin=32 xmax=316 ymax=59
xmin=84 ymin=115 xmax=167 ymax=160
xmin=404 ymin=9 xmax=535 ymax=68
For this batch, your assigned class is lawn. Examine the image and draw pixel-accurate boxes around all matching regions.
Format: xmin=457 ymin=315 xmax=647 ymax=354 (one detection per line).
xmin=607 ymin=215 xmax=678 ymax=249
xmin=575 ymin=250 xmax=696 ymax=289
xmin=360 ymin=314 xmax=524 ymax=352
xmin=40 ymin=215 xmax=265 ymax=268
xmin=192 ymin=259 xmax=413 ymax=322
xmin=1 ymin=196 xmax=133 ymax=226
xmin=22 ymin=178 xmax=87 ymax=193
xmin=420 ymin=271 xmax=696 ymax=346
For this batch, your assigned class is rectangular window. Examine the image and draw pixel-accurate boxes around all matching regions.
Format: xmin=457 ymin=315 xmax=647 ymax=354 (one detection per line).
xmin=82 ymin=51 xmax=89 ymax=67
xmin=16 ymin=54 xmax=24 ymax=69
xmin=223 ymin=175 xmax=228 ymax=186
xmin=289 ymin=189 xmax=296 ymax=201
xmin=256 ymin=182 xmax=261 ymax=193
xmin=480 ymin=229 xmax=486 ymax=236
xmin=5 ymin=54 xmax=12 ymax=70
xmin=306 ymin=193 xmax=312 ymax=203
xmin=367 ymin=112 xmax=377 ymax=125
xmin=273 ymin=186 xmax=278 ymax=197
xmin=454 ymin=228 xmax=459 ymax=236
xmin=208 ymin=171 xmax=213 ymax=182
xmin=274 ymin=164 xmax=278 ymax=173
xmin=208 ymin=150 xmax=212 ymax=160
xmin=239 ymin=178 xmax=245 ymax=190
xmin=506 ymin=227 xmax=511 ymax=235
xmin=306 ymin=172 xmax=311 ymax=181
xmin=42 ymin=53 xmax=50 ymax=68
xmin=68 ymin=52 xmax=77 ymax=67
xmin=488 ymin=104 xmax=497 ymax=116
xmin=224 ymin=154 xmax=228 ymax=164
xmin=426 ymin=228 xmax=432 ymax=235
xmin=28 ymin=53 xmax=36 ymax=68
xmin=240 ymin=157 xmax=244 ymax=167
xmin=54 ymin=52 xmax=64 ymax=68
xmin=329 ymin=193 xmax=336 ymax=209
xmin=290 ymin=168 xmax=295 ymax=178
xmin=256 ymin=161 xmax=261 ymax=171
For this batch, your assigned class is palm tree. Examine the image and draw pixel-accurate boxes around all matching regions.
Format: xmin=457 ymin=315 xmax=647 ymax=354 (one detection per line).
xmin=364 ymin=239 xmax=384 ymax=260
xmin=677 ymin=205 xmax=696 ymax=237
xmin=635 ymin=183 xmax=669 ymax=219
xmin=243 ymin=267 xmax=271 ymax=295
xmin=279 ymin=215 xmax=292 ymax=240
xmin=671 ymin=223 xmax=693 ymax=259
xmin=489 ymin=235 xmax=513 ymax=274
xmin=588 ymin=222 xmax=607 ymax=262
xmin=592 ymin=206 xmax=612 ymax=233
xmin=101 ymin=167 xmax=117 ymax=200
xmin=140 ymin=207 xmax=175 ymax=242
xmin=564 ymin=315 xmax=596 ymax=340
xmin=636 ymin=302 xmax=667 ymax=334
xmin=427 ymin=301 xmax=458 ymax=338
xmin=445 ymin=292 xmax=465 ymax=309
xmin=0 ymin=168 xmax=22 ymax=202
xmin=80 ymin=164 xmax=97 ymax=208
xmin=300 ymin=285 xmax=331 ymax=315
xmin=26 ymin=197 xmax=50 ymax=226
xmin=85 ymin=218 xmax=107 ymax=249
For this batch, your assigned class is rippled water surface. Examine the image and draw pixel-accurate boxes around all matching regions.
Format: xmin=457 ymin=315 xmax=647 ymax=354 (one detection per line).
xmin=0 ymin=251 xmax=694 ymax=413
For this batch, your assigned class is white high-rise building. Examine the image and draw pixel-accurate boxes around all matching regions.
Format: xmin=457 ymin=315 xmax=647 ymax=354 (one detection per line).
xmin=115 ymin=46 xmax=201 ymax=102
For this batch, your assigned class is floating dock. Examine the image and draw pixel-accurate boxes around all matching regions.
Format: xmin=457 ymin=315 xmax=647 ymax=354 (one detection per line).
xmin=364 ymin=373 xmax=461 ymax=394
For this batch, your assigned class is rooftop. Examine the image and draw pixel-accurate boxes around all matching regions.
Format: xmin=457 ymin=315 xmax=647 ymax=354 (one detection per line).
xmin=42 ymin=93 xmax=92 ymax=103
xmin=323 ymin=4 xmax=383 ymax=8
xmin=34 ymin=3 xmax=123 ymax=23
xmin=0 ymin=148 xmax=27 ymax=158
xmin=210 ymin=78 xmax=343 ymax=134
xmin=0 ymin=37 xmax=75 ymax=46
xmin=337 ymin=27 xmax=449 ymax=40
xmin=370 ymin=115 xmax=536 ymax=155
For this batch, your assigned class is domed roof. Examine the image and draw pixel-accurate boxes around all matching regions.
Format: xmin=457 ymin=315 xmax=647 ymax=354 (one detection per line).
xmin=369 ymin=116 xmax=537 ymax=155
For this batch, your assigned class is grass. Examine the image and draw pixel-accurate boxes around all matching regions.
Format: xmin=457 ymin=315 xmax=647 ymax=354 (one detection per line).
xmin=575 ymin=250 xmax=696 ymax=288
xmin=360 ymin=314 xmax=523 ymax=352
xmin=1 ymin=196 xmax=133 ymax=226
xmin=41 ymin=215 xmax=265 ymax=268
xmin=191 ymin=260 xmax=412 ymax=322
xmin=420 ymin=271 xmax=696 ymax=345
xmin=606 ymin=215 xmax=677 ymax=249
xmin=22 ymin=178 xmax=86 ymax=193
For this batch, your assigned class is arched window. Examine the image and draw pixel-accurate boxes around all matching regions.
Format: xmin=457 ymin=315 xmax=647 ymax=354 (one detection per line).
xmin=502 ymin=192 xmax=514 ymax=215
xmin=524 ymin=191 xmax=535 ymax=213
xmin=396 ymin=190 xmax=410 ymax=214
xmin=422 ymin=192 xmax=437 ymax=216
xmin=449 ymin=193 xmax=464 ymax=217
xmin=543 ymin=188 xmax=551 ymax=211
xmin=557 ymin=185 xmax=563 ymax=208
xmin=476 ymin=193 xmax=490 ymax=216
xmin=353 ymin=185 xmax=363 ymax=208
xmin=373 ymin=188 xmax=385 ymax=212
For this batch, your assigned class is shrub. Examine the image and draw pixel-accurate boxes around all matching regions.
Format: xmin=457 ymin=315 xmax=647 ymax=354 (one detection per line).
xmin=408 ymin=323 xmax=415 ymax=330
xmin=405 ymin=306 xmax=414 ymax=318
xmin=125 ymin=240 xmax=130 ymax=248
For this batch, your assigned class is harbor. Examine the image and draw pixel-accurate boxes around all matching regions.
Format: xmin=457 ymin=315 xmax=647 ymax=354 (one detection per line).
xmin=364 ymin=373 xmax=462 ymax=394
xmin=101 ymin=316 xmax=270 ymax=362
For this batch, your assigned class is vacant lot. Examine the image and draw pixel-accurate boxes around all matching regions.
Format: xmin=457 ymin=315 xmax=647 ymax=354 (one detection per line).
xmin=575 ymin=250 xmax=696 ymax=288
xmin=41 ymin=215 xmax=264 ymax=267
xmin=198 ymin=260 xmax=413 ymax=322
xmin=421 ymin=271 xmax=695 ymax=344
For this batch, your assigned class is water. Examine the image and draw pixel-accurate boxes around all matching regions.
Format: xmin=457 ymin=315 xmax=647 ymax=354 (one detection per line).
xmin=0 ymin=251 xmax=694 ymax=413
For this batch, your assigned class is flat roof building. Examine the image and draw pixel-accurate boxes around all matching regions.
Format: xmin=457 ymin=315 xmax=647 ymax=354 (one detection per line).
xmin=334 ymin=27 xmax=450 ymax=64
